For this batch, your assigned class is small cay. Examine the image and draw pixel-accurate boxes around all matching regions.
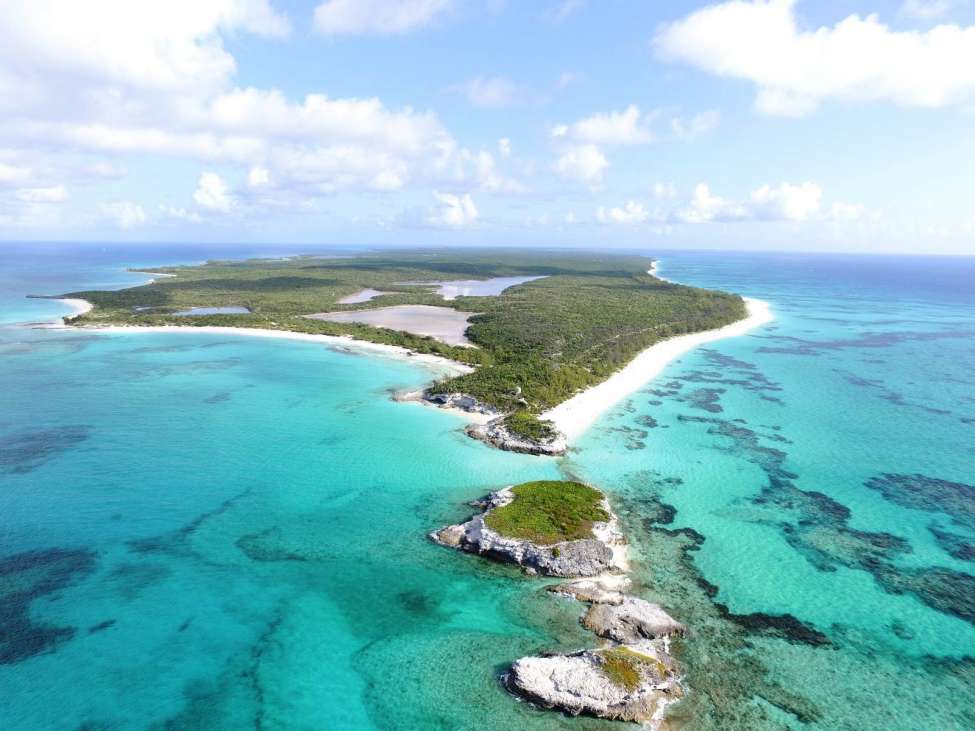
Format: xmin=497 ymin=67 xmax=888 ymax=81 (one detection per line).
xmin=431 ymin=480 xmax=685 ymax=726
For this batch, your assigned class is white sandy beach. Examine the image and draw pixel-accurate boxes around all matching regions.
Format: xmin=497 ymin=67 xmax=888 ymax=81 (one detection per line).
xmin=52 ymin=301 xmax=473 ymax=380
xmin=59 ymin=298 xmax=93 ymax=322
xmin=541 ymin=297 xmax=773 ymax=440
xmin=56 ymin=279 xmax=773 ymax=443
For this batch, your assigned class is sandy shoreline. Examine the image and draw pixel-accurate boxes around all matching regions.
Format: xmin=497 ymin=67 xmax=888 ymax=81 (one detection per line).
xmin=52 ymin=304 xmax=473 ymax=379
xmin=541 ymin=297 xmax=773 ymax=440
xmin=54 ymin=269 xmax=773 ymax=443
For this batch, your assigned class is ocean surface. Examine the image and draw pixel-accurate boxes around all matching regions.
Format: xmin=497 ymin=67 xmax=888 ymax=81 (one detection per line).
xmin=1 ymin=245 xmax=973 ymax=730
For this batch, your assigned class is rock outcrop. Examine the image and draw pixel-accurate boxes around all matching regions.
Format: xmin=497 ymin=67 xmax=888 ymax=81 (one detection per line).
xmin=422 ymin=391 xmax=500 ymax=417
xmin=504 ymin=642 xmax=682 ymax=724
xmin=465 ymin=417 xmax=567 ymax=456
xmin=583 ymin=596 xmax=686 ymax=644
xmin=429 ymin=488 xmax=624 ymax=578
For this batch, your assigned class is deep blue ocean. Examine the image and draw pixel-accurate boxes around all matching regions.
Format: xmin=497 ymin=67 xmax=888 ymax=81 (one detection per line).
xmin=1 ymin=244 xmax=973 ymax=730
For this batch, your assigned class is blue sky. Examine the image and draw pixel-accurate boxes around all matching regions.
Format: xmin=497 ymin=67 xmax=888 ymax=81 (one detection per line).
xmin=1 ymin=0 xmax=974 ymax=253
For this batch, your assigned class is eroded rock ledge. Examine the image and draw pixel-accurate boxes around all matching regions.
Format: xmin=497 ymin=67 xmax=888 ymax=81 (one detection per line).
xmin=431 ymin=481 xmax=686 ymax=727
xmin=465 ymin=417 xmax=567 ymax=456
xmin=510 ymin=578 xmax=686 ymax=725
xmin=429 ymin=486 xmax=624 ymax=577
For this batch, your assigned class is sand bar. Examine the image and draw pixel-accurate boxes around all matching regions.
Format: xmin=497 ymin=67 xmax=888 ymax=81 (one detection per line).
xmin=541 ymin=297 xmax=774 ymax=441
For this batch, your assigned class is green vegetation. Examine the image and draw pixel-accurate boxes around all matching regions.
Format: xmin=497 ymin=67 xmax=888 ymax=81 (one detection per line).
xmin=64 ymin=249 xmax=746 ymax=418
xmin=598 ymin=647 xmax=661 ymax=692
xmin=501 ymin=411 xmax=557 ymax=442
xmin=483 ymin=480 xmax=609 ymax=545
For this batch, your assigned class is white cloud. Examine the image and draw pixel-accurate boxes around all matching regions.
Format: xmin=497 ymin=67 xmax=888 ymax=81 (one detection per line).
xmin=830 ymin=201 xmax=866 ymax=221
xmin=449 ymin=76 xmax=520 ymax=108
xmin=194 ymin=172 xmax=234 ymax=211
xmin=101 ymin=200 xmax=146 ymax=228
xmin=557 ymin=105 xmax=654 ymax=145
xmin=0 ymin=162 xmax=31 ymax=185
xmin=314 ymin=0 xmax=452 ymax=35
xmin=597 ymin=200 xmax=649 ymax=224
xmin=426 ymin=191 xmax=478 ymax=227
xmin=554 ymin=144 xmax=608 ymax=184
xmin=544 ymin=0 xmax=587 ymax=22
xmin=652 ymin=182 xmax=677 ymax=199
xmin=656 ymin=0 xmax=975 ymax=116
xmin=247 ymin=165 xmax=270 ymax=187
xmin=498 ymin=138 xmax=511 ymax=157
xmin=676 ymin=183 xmax=745 ymax=223
xmin=750 ymin=182 xmax=822 ymax=221
xmin=16 ymin=184 xmax=67 ymax=203
xmin=0 ymin=0 xmax=476 ymax=218
xmin=671 ymin=110 xmax=721 ymax=139
xmin=901 ymin=1 xmax=966 ymax=20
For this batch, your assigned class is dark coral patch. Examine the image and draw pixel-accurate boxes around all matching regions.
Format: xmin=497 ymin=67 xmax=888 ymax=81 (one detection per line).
xmin=0 ymin=547 xmax=96 ymax=664
xmin=712 ymin=604 xmax=832 ymax=647
xmin=864 ymin=473 xmax=975 ymax=531
xmin=929 ymin=524 xmax=975 ymax=562
xmin=0 ymin=425 xmax=90 ymax=474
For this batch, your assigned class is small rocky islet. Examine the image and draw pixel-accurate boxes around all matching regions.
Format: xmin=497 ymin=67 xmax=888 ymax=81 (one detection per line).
xmin=430 ymin=480 xmax=686 ymax=726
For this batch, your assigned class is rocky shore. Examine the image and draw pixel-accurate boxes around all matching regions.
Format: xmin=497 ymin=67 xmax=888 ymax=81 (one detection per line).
xmin=431 ymin=482 xmax=686 ymax=726
xmin=429 ymin=487 xmax=623 ymax=577
xmin=465 ymin=417 xmax=567 ymax=456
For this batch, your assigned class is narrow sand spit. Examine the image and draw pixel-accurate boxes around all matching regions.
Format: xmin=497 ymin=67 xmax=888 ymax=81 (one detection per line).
xmin=540 ymin=297 xmax=774 ymax=441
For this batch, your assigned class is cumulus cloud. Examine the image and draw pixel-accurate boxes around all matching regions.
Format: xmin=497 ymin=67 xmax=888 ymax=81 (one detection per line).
xmin=16 ymin=185 xmax=67 ymax=203
xmin=676 ymin=183 xmax=746 ymax=223
xmin=101 ymin=200 xmax=146 ymax=228
xmin=655 ymin=0 xmax=975 ymax=116
xmin=673 ymin=181 xmax=862 ymax=224
xmin=194 ymin=172 xmax=234 ymax=212
xmin=449 ymin=76 xmax=520 ymax=108
xmin=554 ymin=144 xmax=608 ymax=184
xmin=314 ymin=0 xmax=452 ymax=35
xmin=597 ymin=200 xmax=649 ymax=224
xmin=750 ymin=181 xmax=822 ymax=221
xmin=426 ymin=191 xmax=478 ymax=227
xmin=555 ymin=105 xmax=654 ymax=145
xmin=0 ymin=0 xmax=487 ymax=221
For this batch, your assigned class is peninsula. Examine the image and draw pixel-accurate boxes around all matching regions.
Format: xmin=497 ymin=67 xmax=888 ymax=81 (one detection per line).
xmin=59 ymin=249 xmax=751 ymax=453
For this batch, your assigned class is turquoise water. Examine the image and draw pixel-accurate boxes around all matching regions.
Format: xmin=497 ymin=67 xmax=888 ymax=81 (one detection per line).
xmin=1 ymin=247 xmax=973 ymax=729
xmin=570 ymin=252 xmax=975 ymax=729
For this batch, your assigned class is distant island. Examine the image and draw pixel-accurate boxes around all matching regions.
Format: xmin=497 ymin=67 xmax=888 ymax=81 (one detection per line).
xmin=61 ymin=249 xmax=754 ymax=454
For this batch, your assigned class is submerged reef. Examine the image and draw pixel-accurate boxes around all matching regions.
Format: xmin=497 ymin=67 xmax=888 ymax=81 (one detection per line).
xmin=0 ymin=548 xmax=97 ymax=664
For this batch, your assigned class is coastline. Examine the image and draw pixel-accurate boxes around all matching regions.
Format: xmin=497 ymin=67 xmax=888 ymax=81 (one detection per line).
xmin=53 ymin=306 xmax=473 ymax=380
xmin=54 ymin=273 xmax=773 ymax=443
xmin=541 ymin=297 xmax=774 ymax=441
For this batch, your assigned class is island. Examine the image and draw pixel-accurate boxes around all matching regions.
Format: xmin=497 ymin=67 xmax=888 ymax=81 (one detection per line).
xmin=51 ymin=250 xmax=770 ymax=727
xmin=432 ymin=480 xmax=686 ymax=725
xmin=59 ymin=249 xmax=749 ymax=454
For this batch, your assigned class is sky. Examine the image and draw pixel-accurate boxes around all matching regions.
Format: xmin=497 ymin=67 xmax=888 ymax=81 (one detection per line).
xmin=1 ymin=0 xmax=974 ymax=254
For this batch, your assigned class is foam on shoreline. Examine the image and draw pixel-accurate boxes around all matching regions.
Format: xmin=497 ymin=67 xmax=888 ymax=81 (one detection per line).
xmin=541 ymin=297 xmax=774 ymax=441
